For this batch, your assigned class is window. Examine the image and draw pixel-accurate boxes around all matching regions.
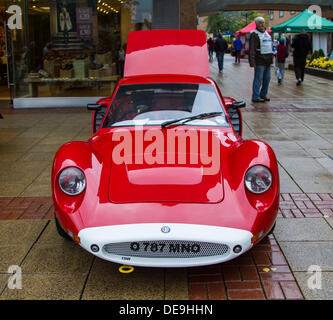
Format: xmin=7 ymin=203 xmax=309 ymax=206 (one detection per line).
xmin=269 ymin=11 xmax=274 ymax=20
xmin=279 ymin=11 xmax=284 ymax=18
xmin=290 ymin=11 xmax=296 ymax=15
xmin=103 ymin=83 xmax=228 ymax=128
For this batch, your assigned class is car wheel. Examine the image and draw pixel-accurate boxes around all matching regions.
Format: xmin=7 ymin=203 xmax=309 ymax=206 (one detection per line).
xmin=55 ymin=216 xmax=72 ymax=241
xmin=266 ymin=222 xmax=276 ymax=236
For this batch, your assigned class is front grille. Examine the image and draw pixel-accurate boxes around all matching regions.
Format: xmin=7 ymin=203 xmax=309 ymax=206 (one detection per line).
xmin=103 ymin=240 xmax=230 ymax=258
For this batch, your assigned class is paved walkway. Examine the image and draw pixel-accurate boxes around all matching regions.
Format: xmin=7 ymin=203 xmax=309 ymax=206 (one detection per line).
xmin=0 ymin=55 xmax=332 ymax=300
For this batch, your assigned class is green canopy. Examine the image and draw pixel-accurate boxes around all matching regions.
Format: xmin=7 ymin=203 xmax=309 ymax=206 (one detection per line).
xmin=271 ymin=9 xmax=333 ymax=33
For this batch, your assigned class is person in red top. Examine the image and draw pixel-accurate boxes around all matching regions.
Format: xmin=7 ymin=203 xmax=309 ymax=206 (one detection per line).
xmin=207 ymin=37 xmax=215 ymax=62
xmin=275 ymin=37 xmax=289 ymax=84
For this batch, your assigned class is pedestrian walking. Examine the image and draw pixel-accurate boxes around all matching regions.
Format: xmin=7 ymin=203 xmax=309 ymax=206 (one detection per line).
xmin=291 ymin=29 xmax=312 ymax=86
xmin=118 ymin=45 xmax=126 ymax=77
xmin=248 ymin=17 xmax=274 ymax=103
xmin=275 ymin=37 xmax=289 ymax=84
xmin=233 ymin=36 xmax=243 ymax=64
xmin=207 ymin=37 xmax=215 ymax=62
xmin=215 ymin=33 xmax=228 ymax=73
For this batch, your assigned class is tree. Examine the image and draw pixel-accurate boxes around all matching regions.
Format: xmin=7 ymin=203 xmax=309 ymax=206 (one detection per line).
xmin=205 ymin=11 xmax=269 ymax=34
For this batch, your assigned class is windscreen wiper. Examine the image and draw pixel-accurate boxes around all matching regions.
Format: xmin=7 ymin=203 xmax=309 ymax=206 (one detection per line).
xmin=161 ymin=112 xmax=224 ymax=129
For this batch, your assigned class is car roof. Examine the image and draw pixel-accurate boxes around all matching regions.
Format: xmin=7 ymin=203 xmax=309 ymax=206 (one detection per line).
xmin=124 ymin=30 xmax=210 ymax=78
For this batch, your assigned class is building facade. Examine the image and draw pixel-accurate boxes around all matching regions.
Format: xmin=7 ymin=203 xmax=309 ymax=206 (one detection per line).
xmin=266 ymin=10 xmax=303 ymax=28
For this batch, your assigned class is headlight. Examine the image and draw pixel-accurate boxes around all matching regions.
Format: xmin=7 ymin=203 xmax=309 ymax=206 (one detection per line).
xmin=245 ymin=165 xmax=272 ymax=194
xmin=58 ymin=167 xmax=86 ymax=196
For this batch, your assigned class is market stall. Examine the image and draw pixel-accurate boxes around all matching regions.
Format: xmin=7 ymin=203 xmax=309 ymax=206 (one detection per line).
xmin=271 ymin=9 xmax=333 ymax=56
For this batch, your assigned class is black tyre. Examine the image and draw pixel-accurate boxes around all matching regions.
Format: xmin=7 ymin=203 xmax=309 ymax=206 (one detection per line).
xmin=55 ymin=216 xmax=72 ymax=241
xmin=266 ymin=222 xmax=276 ymax=236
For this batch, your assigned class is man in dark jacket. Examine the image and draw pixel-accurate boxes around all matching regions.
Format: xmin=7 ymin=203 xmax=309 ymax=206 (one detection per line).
xmin=292 ymin=30 xmax=312 ymax=85
xmin=215 ymin=33 xmax=228 ymax=73
xmin=248 ymin=17 xmax=273 ymax=103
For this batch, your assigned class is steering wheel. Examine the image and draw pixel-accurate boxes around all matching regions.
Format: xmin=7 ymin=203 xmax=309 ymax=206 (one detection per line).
xmin=119 ymin=104 xmax=153 ymax=122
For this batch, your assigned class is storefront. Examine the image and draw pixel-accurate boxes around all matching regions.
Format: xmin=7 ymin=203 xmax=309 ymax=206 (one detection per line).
xmin=1 ymin=0 xmax=156 ymax=108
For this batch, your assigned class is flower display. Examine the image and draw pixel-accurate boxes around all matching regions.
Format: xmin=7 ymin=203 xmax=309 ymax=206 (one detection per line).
xmin=307 ymin=57 xmax=333 ymax=71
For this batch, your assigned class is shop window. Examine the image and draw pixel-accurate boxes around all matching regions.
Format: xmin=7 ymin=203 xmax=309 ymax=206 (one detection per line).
xmin=6 ymin=0 xmax=153 ymax=100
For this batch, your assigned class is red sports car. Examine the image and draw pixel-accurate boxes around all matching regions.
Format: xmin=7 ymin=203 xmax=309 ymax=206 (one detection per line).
xmin=52 ymin=30 xmax=279 ymax=267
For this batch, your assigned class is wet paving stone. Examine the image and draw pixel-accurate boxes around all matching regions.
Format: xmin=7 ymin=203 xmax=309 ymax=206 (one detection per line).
xmin=81 ymin=259 xmax=165 ymax=300
xmin=0 ymin=273 xmax=87 ymax=300
xmin=187 ymin=235 xmax=303 ymax=300
xmin=279 ymin=242 xmax=333 ymax=272
xmin=294 ymin=272 xmax=333 ymax=300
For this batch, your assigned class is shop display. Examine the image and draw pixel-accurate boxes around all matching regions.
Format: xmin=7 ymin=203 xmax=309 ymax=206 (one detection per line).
xmin=73 ymin=58 xmax=88 ymax=78
xmin=96 ymin=51 xmax=113 ymax=65
xmin=4 ymin=0 xmax=153 ymax=100
xmin=59 ymin=68 xmax=74 ymax=78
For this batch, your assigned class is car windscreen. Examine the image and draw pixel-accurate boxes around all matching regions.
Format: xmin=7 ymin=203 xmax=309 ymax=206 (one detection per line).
xmin=102 ymin=83 xmax=229 ymax=128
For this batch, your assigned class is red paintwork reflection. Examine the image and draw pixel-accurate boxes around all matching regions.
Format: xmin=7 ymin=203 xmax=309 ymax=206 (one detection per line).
xmin=108 ymin=127 xmax=224 ymax=204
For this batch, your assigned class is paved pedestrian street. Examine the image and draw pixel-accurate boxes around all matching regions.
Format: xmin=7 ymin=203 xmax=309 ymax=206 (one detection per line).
xmin=0 ymin=56 xmax=332 ymax=300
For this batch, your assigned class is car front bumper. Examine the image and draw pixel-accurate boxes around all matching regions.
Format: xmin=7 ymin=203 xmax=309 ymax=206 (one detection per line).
xmin=78 ymin=223 xmax=253 ymax=267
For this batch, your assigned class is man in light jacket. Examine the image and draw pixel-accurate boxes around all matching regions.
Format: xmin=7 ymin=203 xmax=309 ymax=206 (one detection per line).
xmin=248 ymin=17 xmax=273 ymax=103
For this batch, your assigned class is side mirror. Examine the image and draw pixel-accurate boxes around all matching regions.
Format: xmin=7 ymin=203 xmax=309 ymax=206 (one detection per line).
xmin=91 ymin=104 xmax=108 ymax=135
xmin=87 ymin=103 xmax=102 ymax=111
xmin=231 ymin=101 xmax=246 ymax=109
